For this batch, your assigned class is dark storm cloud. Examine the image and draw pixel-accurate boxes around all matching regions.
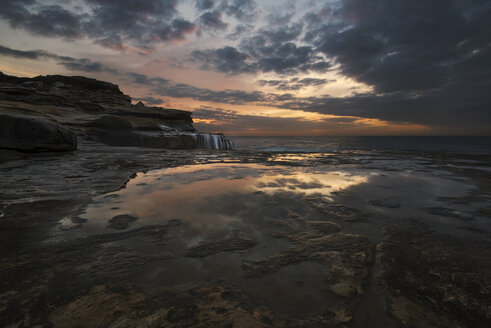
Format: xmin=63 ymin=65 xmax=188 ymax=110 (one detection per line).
xmin=198 ymin=10 xmax=228 ymax=30
xmin=126 ymin=73 xmax=154 ymax=85
xmin=226 ymin=24 xmax=254 ymax=40
xmin=286 ymin=0 xmax=491 ymax=132
xmin=124 ymin=71 xmax=268 ymax=104
xmin=193 ymin=107 xmax=304 ymax=131
xmin=297 ymin=78 xmax=333 ymax=87
xmin=192 ymin=0 xmax=491 ymax=133
xmin=195 ymin=0 xmax=216 ymax=11
xmin=220 ymin=0 xmax=257 ymax=21
xmin=192 ymin=43 xmax=331 ymax=75
xmin=126 ymin=72 xmax=169 ymax=85
xmin=83 ymin=0 xmax=195 ymax=48
xmin=1 ymin=3 xmax=82 ymax=39
xmin=266 ymin=11 xmax=295 ymax=26
xmin=60 ymin=58 xmax=104 ymax=72
xmin=1 ymin=0 xmax=38 ymax=25
xmin=0 ymin=0 xmax=196 ymax=50
xmin=0 ymin=44 xmax=117 ymax=73
xmin=191 ymin=46 xmax=254 ymax=74
xmin=0 ymin=45 xmax=51 ymax=60
xmin=194 ymin=0 xmax=257 ymax=24
xmin=195 ymin=0 xmax=257 ymax=21
xmin=156 ymin=77 xmax=490 ymax=132
xmin=153 ymin=83 xmax=266 ymax=104
xmin=307 ymin=0 xmax=491 ymax=94
xmin=22 ymin=5 xmax=82 ymax=39
xmin=192 ymin=106 xmax=359 ymax=134
xmin=256 ymin=80 xmax=282 ymax=87
xmin=119 ymin=65 xmax=491 ymax=133
xmin=257 ymin=77 xmax=333 ymax=91
xmin=3 ymin=0 xmax=487 ymax=133
xmin=188 ymin=0 xmax=491 ymax=132
xmin=192 ymin=23 xmax=331 ymax=75
xmin=256 ymin=23 xmax=303 ymax=44
xmin=278 ymin=90 xmax=491 ymax=133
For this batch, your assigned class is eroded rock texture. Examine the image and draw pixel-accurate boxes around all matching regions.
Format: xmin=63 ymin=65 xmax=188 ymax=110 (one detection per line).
xmin=381 ymin=224 xmax=491 ymax=328
xmin=0 ymin=113 xmax=77 ymax=151
xmin=186 ymin=236 xmax=258 ymax=258
xmin=0 ymin=72 xmax=198 ymax=150
xmin=244 ymin=226 xmax=375 ymax=298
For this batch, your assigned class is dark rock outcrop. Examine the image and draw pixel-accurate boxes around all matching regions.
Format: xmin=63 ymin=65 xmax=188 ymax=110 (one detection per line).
xmin=0 ymin=114 xmax=77 ymax=152
xmin=381 ymin=224 xmax=491 ymax=327
xmin=0 ymin=72 xmax=231 ymax=151
xmin=186 ymin=236 xmax=257 ymax=258
xmin=107 ymin=214 xmax=138 ymax=230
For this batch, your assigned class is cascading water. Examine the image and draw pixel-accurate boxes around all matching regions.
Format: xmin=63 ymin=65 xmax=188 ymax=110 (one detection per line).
xmin=192 ymin=133 xmax=234 ymax=150
xmin=153 ymin=124 xmax=234 ymax=150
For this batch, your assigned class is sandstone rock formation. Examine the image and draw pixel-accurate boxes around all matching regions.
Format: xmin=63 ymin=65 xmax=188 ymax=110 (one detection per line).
xmin=0 ymin=113 xmax=77 ymax=152
xmin=0 ymin=72 xmax=231 ymax=151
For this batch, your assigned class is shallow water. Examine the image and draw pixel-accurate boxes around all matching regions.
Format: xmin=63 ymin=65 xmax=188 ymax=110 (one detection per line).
xmin=82 ymin=163 xmax=371 ymax=234
xmin=56 ymin=151 xmax=488 ymax=321
xmin=78 ymin=157 xmax=480 ymax=238
xmin=3 ymin=139 xmax=490 ymax=327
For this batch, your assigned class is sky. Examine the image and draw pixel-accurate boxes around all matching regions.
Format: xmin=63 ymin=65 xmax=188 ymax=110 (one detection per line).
xmin=0 ymin=0 xmax=490 ymax=136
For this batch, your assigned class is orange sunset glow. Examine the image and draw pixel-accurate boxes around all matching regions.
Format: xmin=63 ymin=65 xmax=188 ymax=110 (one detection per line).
xmin=1 ymin=0 xmax=489 ymax=135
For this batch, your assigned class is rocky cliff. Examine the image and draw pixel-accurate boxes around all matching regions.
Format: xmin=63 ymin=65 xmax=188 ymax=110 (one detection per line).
xmin=0 ymin=72 xmax=232 ymax=152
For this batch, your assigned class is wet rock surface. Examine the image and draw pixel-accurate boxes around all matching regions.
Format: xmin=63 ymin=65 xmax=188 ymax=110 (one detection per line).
xmin=0 ymin=142 xmax=490 ymax=327
xmin=243 ymin=228 xmax=375 ymax=299
xmin=0 ymin=72 xmax=209 ymax=150
xmin=186 ymin=235 xmax=258 ymax=258
xmin=425 ymin=206 xmax=474 ymax=221
xmin=0 ymin=113 xmax=77 ymax=152
xmin=368 ymin=199 xmax=401 ymax=208
xmin=107 ymin=214 xmax=138 ymax=230
xmin=307 ymin=198 xmax=370 ymax=223
xmin=381 ymin=224 xmax=491 ymax=327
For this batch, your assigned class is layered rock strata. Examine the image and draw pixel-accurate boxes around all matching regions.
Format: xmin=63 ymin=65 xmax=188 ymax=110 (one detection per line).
xmin=0 ymin=72 xmax=232 ymax=151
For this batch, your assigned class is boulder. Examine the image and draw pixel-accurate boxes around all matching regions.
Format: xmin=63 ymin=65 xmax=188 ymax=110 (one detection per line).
xmin=0 ymin=114 xmax=77 ymax=152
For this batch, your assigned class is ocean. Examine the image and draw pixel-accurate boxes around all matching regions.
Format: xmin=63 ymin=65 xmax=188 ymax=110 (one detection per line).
xmin=230 ymin=135 xmax=491 ymax=154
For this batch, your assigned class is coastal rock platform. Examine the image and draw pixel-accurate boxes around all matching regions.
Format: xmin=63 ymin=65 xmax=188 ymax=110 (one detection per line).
xmin=0 ymin=72 xmax=232 ymax=152
xmin=1 ymin=140 xmax=490 ymax=327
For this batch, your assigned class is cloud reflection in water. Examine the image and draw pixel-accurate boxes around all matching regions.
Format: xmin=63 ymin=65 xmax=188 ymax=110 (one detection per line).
xmin=81 ymin=163 xmax=370 ymax=236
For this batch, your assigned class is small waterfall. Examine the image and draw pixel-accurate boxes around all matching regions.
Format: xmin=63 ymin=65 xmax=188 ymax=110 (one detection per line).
xmin=158 ymin=124 xmax=177 ymax=132
xmin=192 ymin=133 xmax=234 ymax=150
xmin=154 ymin=125 xmax=233 ymax=150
